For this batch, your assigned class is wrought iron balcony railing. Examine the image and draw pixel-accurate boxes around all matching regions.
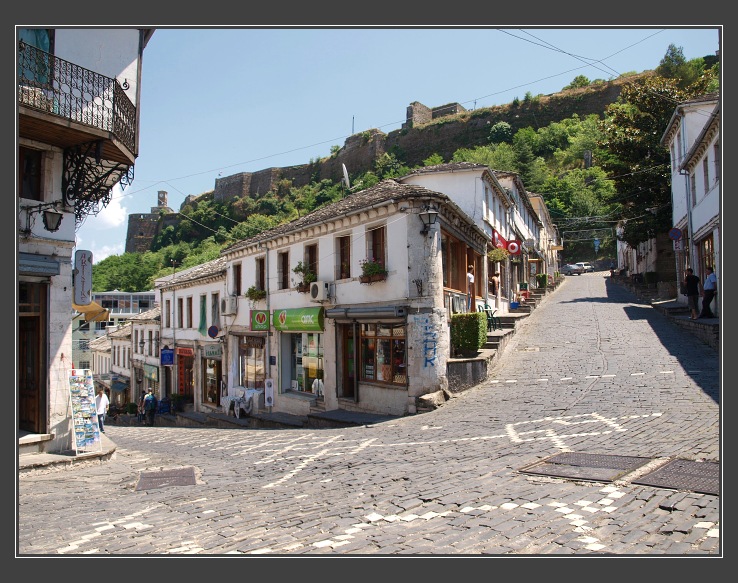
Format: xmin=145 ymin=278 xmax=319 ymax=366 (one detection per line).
xmin=18 ymin=40 xmax=136 ymax=154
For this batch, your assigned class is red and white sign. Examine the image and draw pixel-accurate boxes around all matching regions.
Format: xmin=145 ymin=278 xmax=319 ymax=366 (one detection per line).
xmin=507 ymin=240 xmax=521 ymax=255
xmin=493 ymin=230 xmax=508 ymax=249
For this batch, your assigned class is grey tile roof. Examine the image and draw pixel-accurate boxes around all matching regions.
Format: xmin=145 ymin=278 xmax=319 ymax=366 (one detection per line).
xmin=402 ymin=162 xmax=489 ymax=177
xmin=222 ymin=179 xmax=451 ymax=254
xmin=127 ymin=306 xmax=161 ymax=322
xmin=108 ymin=322 xmax=131 ymax=338
xmin=155 ymin=256 xmax=226 ymax=288
xmin=88 ymin=334 xmax=111 ymax=351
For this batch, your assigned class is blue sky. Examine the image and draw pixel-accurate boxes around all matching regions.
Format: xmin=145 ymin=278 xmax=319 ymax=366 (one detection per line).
xmin=73 ymin=26 xmax=721 ymax=262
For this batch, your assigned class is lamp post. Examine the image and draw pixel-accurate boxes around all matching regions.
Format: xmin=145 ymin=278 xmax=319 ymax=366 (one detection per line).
xmin=419 ymin=203 xmax=439 ymax=235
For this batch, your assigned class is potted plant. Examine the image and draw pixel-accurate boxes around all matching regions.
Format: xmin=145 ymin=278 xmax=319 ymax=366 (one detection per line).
xmin=487 ymin=247 xmax=510 ymax=263
xmin=359 ymin=258 xmax=388 ymax=283
xmin=292 ymin=261 xmax=316 ymax=292
xmin=245 ymin=285 xmax=267 ymax=302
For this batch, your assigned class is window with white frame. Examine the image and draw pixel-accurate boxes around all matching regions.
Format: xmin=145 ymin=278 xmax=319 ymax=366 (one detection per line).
xmin=703 ymin=158 xmax=709 ymax=195
xmin=305 ymin=244 xmax=318 ymax=279
xmin=277 ymin=251 xmax=289 ymax=289
xmin=233 ymin=263 xmax=242 ymax=296
xmin=714 ymin=143 xmax=720 ymax=183
xmin=690 ymin=172 xmax=697 ymax=207
xmin=256 ymin=256 xmax=266 ymax=291
xmin=336 ymin=235 xmax=351 ymax=280
xmin=211 ymin=292 xmax=219 ymax=323
xmin=365 ymin=225 xmax=386 ymax=266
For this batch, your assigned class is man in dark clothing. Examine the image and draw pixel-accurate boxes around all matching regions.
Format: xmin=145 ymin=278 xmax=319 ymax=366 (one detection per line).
xmin=683 ymin=268 xmax=701 ymax=320
xmin=143 ymin=389 xmax=157 ymax=426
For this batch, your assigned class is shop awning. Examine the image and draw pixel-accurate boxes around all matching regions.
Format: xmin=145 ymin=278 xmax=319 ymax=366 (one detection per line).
xmin=73 ymin=301 xmax=110 ymax=322
xmin=111 ymin=380 xmax=129 ymax=393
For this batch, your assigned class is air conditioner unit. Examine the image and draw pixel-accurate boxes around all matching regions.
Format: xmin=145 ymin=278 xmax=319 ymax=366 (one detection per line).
xmin=310 ymin=281 xmax=329 ymax=302
xmin=220 ymin=296 xmax=238 ymax=315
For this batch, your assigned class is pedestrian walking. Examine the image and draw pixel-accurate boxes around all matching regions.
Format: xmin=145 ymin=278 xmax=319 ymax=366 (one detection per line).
xmin=143 ymin=389 xmax=158 ymax=426
xmin=467 ymin=264 xmax=475 ymax=310
xmin=699 ymin=265 xmax=717 ymax=318
xmin=683 ymin=268 xmax=701 ymax=320
xmin=138 ymin=391 xmax=146 ymax=423
xmin=95 ymin=388 xmax=109 ymax=433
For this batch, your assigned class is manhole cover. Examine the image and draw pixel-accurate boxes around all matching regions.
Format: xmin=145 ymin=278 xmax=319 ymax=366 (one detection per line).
xmin=631 ymin=459 xmax=719 ymax=496
xmin=519 ymin=453 xmax=653 ymax=483
xmin=136 ymin=467 xmax=197 ymax=491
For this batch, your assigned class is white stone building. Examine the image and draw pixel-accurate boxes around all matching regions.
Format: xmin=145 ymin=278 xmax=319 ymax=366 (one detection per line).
xmin=661 ymin=93 xmax=720 ymax=312
xmin=18 ymin=28 xmax=153 ymax=454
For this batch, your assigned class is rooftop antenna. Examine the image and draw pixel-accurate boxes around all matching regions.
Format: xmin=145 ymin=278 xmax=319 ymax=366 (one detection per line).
xmin=342 ymin=163 xmax=350 ymax=196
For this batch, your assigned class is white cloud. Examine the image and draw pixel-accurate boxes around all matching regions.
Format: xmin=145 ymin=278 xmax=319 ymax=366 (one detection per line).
xmin=74 ymin=186 xmax=130 ymax=262
xmin=93 ymin=189 xmax=129 ymax=228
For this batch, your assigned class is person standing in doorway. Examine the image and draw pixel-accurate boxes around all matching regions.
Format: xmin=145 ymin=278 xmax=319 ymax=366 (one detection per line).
xmin=699 ymin=266 xmax=717 ymax=318
xmin=143 ymin=389 xmax=158 ymax=426
xmin=95 ymin=388 xmax=110 ymax=433
xmin=489 ymin=271 xmax=500 ymax=307
xmin=467 ymin=265 xmax=475 ymax=311
xmin=683 ymin=268 xmax=702 ymax=320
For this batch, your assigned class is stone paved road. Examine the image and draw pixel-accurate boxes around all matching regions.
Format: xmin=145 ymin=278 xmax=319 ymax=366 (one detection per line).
xmin=18 ymin=273 xmax=720 ymax=556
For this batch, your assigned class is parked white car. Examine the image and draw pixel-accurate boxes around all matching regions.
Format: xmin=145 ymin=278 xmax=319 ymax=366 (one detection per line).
xmin=576 ymin=262 xmax=595 ymax=273
xmin=562 ymin=264 xmax=584 ymax=276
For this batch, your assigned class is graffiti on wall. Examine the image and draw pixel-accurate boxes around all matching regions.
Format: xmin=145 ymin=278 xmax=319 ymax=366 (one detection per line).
xmin=421 ymin=317 xmax=437 ymax=368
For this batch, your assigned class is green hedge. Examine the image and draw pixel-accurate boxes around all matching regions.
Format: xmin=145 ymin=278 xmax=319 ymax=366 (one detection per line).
xmin=450 ymin=311 xmax=487 ymax=356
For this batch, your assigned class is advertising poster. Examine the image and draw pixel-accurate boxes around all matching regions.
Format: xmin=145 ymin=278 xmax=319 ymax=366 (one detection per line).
xmin=68 ymin=369 xmax=102 ymax=455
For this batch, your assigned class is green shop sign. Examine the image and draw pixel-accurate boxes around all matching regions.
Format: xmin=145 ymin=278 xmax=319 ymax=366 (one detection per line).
xmin=272 ymin=307 xmax=324 ymax=331
xmin=250 ymin=310 xmax=270 ymax=331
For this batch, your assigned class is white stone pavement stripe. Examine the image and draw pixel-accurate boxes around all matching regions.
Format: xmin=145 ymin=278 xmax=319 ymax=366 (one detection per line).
xmin=489 ymin=371 xmax=676 ymax=384
xmin=231 ymin=483 xmax=718 ymax=555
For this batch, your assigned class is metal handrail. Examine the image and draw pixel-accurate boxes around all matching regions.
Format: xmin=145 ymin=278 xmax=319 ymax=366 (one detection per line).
xmin=17 ymin=40 xmax=136 ymax=154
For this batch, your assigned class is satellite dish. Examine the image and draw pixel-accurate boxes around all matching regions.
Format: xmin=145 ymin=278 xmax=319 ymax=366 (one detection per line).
xmin=342 ymin=163 xmax=350 ymax=190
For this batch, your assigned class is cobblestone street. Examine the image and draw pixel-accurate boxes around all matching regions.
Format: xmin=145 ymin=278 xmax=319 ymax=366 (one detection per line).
xmin=18 ymin=273 xmax=720 ymax=557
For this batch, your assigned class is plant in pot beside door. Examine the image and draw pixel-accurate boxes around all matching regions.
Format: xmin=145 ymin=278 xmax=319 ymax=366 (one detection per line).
xmin=359 ymin=258 xmax=388 ymax=284
xmin=292 ymin=261 xmax=317 ymax=293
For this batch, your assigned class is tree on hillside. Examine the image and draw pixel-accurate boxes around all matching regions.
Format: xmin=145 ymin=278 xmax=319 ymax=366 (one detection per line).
xmin=597 ymin=75 xmax=686 ymax=247
xmin=563 ymin=75 xmax=591 ymax=90
xmin=488 ymin=121 xmax=513 ymax=144
xmin=451 ymin=144 xmax=518 ymax=172
xmin=655 ymin=44 xmax=704 ymax=90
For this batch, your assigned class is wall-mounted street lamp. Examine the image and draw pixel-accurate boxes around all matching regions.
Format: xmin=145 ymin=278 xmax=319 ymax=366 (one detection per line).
xmin=21 ymin=202 xmax=64 ymax=234
xmin=419 ymin=204 xmax=439 ymax=235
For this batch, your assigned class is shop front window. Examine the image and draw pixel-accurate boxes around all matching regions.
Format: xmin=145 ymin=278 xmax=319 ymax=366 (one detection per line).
xmin=289 ymin=332 xmax=323 ymax=393
xmin=202 ymin=358 xmax=221 ymax=405
xmin=239 ymin=337 xmax=265 ymax=390
xmin=360 ymin=324 xmax=406 ymax=385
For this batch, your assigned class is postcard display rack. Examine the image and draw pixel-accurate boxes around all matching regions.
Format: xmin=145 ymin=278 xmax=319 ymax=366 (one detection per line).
xmin=68 ymin=369 xmax=103 ymax=455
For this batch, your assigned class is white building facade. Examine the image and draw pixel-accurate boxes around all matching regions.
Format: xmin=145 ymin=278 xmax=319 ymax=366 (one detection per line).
xmin=661 ymin=94 xmax=720 ymax=311
xmin=18 ymin=28 xmax=153 ymax=453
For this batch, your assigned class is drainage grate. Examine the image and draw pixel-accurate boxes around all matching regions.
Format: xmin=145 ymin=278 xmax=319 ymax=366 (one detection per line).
xmin=519 ymin=453 xmax=653 ymax=483
xmin=631 ymin=459 xmax=720 ymax=496
xmin=136 ymin=467 xmax=197 ymax=491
